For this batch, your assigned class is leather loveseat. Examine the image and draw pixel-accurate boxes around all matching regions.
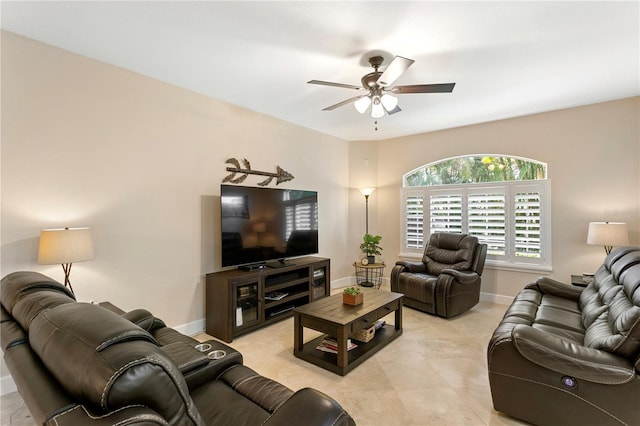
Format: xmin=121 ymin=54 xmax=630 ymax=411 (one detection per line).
xmin=487 ymin=247 xmax=640 ymax=425
xmin=0 ymin=271 xmax=355 ymax=426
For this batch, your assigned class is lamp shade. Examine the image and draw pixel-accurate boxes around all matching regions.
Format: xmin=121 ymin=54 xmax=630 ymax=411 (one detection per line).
xmin=380 ymin=94 xmax=398 ymax=111
xmin=354 ymin=96 xmax=371 ymax=114
xmin=371 ymin=98 xmax=384 ymax=118
xmin=587 ymin=222 xmax=629 ymax=247
xmin=38 ymin=228 xmax=94 ymax=265
xmin=359 ymin=187 xmax=376 ymax=197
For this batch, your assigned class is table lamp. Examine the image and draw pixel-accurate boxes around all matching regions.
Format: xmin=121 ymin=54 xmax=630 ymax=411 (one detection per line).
xmin=587 ymin=222 xmax=629 ymax=255
xmin=38 ymin=227 xmax=94 ymax=294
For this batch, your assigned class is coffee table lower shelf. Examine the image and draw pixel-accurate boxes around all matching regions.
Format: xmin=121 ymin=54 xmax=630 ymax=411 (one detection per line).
xmin=295 ymin=324 xmax=402 ymax=376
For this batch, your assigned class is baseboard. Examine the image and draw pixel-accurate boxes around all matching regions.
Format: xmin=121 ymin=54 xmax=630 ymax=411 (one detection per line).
xmin=1 ymin=374 xmax=17 ymax=396
xmin=480 ymin=291 xmax=514 ymax=305
xmin=174 ymin=318 xmax=205 ymax=337
xmin=331 ymin=276 xmax=352 ymax=289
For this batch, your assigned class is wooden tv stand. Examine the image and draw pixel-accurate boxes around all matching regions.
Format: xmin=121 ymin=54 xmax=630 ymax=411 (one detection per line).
xmin=205 ymin=257 xmax=330 ymax=342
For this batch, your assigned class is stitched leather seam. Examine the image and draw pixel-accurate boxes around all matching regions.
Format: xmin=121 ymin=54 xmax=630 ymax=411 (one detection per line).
xmin=514 ymin=335 xmax=633 ymax=384
xmin=230 ymin=373 xmax=260 ymax=389
xmin=48 ymin=404 xmax=169 ymax=425
xmin=489 ymin=371 xmax=628 ymax=425
xmin=612 ymin=315 xmax=640 ymax=352
xmin=96 ymin=331 xmax=155 ymax=351
xmin=487 ymin=337 xmax=512 ymax=360
xmin=102 ymin=355 xmax=202 ymax=424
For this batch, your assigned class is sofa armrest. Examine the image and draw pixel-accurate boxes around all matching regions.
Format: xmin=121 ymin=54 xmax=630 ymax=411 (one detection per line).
xmin=263 ymin=388 xmax=355 ymax=426
xmin=45 ymin=404 xmax=167 ymax=425
xmin=441 ymin=269 xmax=478 ymax=284
xmin=512 ymin=324 xmax=636 ymax=385
xmin=525 ymin=276 xmax=583 ymax=301
xmin=394 ymin=260 xmax=427 ymax=273
xmin=121 ymin=308 xmax=167 ymax=333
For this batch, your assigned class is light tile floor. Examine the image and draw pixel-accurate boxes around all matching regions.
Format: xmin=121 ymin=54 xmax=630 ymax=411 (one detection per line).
xmin=1 ymin=284 xmax=528 ymax=425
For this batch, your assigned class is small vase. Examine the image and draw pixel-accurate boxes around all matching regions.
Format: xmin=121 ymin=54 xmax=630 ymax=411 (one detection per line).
xmin=367 ymin=255 xmax=375 ymax=264
xmin=343 ymin=292 xmax=363 ymax=306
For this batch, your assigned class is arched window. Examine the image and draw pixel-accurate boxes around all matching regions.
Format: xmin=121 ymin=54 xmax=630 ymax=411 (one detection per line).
xmin=401 ymin=155 xmax=551 ymax=271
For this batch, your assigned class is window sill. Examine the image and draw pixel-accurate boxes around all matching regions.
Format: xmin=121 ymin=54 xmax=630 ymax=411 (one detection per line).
xmin=397 ymin=253 xmax=552 ymax=274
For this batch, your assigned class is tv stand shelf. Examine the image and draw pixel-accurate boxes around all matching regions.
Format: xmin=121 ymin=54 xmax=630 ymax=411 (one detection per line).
xmin=205 ymin=256 xmax=330 ymax=342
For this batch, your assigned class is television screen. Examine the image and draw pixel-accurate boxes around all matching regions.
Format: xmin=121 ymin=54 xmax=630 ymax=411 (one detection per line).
xmin=220 ymin=185 xmax=318 ymax=268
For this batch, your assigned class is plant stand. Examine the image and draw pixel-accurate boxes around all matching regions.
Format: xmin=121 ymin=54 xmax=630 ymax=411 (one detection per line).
xmin=353 ymin=262 xmax=385 ymax=289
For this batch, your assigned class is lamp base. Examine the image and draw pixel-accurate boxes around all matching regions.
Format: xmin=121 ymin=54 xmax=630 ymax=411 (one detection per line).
xmin=61 ymin=263 xmax=75 ymax=295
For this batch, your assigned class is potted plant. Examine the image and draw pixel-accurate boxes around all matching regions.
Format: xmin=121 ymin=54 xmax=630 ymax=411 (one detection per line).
xmin=343 ymin=286 xmax=363 ymax=306
xmin=360 ymin=233 xmax=382 ymax=264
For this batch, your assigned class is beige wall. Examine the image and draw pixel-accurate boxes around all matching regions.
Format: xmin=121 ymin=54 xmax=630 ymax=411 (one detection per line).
xmin=0 ymin=31 xmax=350 ymax=333
xmin=369 ymin=97 xmax=640 ymax=298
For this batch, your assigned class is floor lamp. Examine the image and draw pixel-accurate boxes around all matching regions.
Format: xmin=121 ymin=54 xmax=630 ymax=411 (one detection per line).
xmin=587 ymin=221 xmax=629 ymax=255
xmin=38 ymin=227 xmax=94 ymax=295
xmin=359 ymin=187 xmax=376 ymax=234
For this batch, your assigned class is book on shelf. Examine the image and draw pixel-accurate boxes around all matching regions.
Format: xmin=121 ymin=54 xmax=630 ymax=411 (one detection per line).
xmin=315 ymin=337 xmax=357 ymax=354
xmin=265 ymin=291 xmax=288 ymax=301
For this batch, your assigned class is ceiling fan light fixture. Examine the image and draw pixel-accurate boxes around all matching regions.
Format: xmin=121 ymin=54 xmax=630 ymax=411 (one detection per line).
xmin=354 ymin=96 xmax=371 ymax=114
xmin=371 ymin=96 xmax=385 ymax=118
xmin=380 ymin=94 xmax=398 ymax=111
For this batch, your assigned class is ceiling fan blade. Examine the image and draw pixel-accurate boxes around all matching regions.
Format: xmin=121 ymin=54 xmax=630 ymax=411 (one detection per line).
xmin=390 ymin=83 xmax=456 ymax=94
xmin=322 ymin=95 xmax=367 ymax=111
xmin=308 ymin=80 xmax=362 ymax=90
xmin=387 ymin=105 xmax=402 ymax=115
xmin=377 ymin=56 xmax=415 ymax=87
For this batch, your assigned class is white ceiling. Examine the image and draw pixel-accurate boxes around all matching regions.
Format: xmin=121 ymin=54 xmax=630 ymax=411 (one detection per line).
xmin=2 ymin=1 xmax=639 ymax=141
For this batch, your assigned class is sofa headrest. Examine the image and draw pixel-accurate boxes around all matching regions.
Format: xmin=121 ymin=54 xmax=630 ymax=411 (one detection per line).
xmin=29 ymin=303 xmax=203 ymax=425
xmin=423 ymin=233 xmax=478 ymax=275
xmin=12 ymin=290 xmax=76 ymax=331
xmin=1 ymin=271 xmax=74 ymax=314
xmin=604 ymin=247 xmax=638 ymax=271
xmin=609 ymin=249 xmax=640 ymax=282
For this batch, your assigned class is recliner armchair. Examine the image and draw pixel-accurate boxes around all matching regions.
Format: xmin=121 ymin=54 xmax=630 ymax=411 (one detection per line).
xmin=391 ymin=233 xmax=487 ymax=318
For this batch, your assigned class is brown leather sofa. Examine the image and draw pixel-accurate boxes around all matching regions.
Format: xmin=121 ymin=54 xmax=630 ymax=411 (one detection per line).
xmin=488 ymin=247 xmax=640 ymax=425
xmin=390 ymin=233 xmax=487 ymax=318
xmin=0 ymin=271 xmax=355 ymax=426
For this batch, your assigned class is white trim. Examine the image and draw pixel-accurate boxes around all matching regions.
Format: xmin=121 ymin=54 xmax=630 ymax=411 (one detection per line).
xmin=173 ymin=319 xmax=205 ymax=337
xmin=480 ymin=291 xmax=514 ymax=305
xmin=331 ymin=276 xmax=352 ymax=289
xmin=398 ymin=252 xmax=551 ymax=274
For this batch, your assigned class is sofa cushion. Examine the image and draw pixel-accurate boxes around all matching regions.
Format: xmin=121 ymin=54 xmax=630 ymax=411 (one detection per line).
xmin=583 ymin=262 xmax=640 ymax=359
xmin=29 ymin=302 xmax=204 ymax=426
xmin=394 ymin=273 xmax=437 ymax=304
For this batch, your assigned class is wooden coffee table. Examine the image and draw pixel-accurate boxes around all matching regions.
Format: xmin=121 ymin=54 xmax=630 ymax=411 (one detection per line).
xmin=293 ymin=288 xmax=403 ymax=375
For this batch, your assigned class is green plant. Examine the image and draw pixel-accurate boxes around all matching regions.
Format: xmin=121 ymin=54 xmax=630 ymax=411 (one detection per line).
xmin=343 ymin=286 xmax=361 ymax=296
xmin=360 ymin=233 xmax=383 ymax=257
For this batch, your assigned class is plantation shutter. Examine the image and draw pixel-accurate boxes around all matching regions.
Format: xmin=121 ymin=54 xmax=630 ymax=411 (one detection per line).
xmin=404 ymin=192 xmax=424 ymax=249
xmin=468 ymin=190 xmax=506 ymax=256
xmin=514 ymin=190 xmax=542 ymax=259
xmin=429 ymin=192 xmax=463 ymax=235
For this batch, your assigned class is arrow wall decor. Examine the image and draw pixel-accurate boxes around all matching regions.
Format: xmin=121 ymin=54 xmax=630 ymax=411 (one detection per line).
xmin=223 ymin=158 xmax=295 ymax=186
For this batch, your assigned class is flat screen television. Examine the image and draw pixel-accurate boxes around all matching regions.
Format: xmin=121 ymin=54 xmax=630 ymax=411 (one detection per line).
xmin=220 ymin=184 xmax=318 ymax=268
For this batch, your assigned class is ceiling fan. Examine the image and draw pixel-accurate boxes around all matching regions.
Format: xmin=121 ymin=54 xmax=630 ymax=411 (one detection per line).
xmin=308 ymin=55 xmax=455 ymax=118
